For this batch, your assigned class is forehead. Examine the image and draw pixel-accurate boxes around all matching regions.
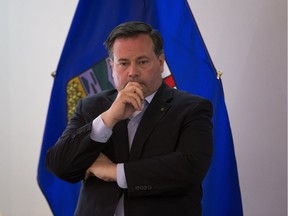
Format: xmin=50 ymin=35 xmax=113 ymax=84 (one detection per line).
xmin=112 ymin=34 xmax=154 ymax=57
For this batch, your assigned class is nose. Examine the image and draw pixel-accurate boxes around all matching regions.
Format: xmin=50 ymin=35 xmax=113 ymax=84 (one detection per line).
xmin=128 ymin=62 xmax=139 ymax=79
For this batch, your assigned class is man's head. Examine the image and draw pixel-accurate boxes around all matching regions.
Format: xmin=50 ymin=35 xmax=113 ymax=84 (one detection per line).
xmin=104 ymin=21 xmax=164 ymax=59
xmin=105 ymin=22 xmax=165 ymax=97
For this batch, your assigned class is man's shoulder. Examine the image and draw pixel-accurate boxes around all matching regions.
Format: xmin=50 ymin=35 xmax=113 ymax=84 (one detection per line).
xmin=77 ymin=89 xmax=117 ymax=112
xmin=82 ymin=89 xmax=117 ymax=103
xmin=172 ymin=88 xmax=210 ymax=103
xmin=167 ymin=88 xmax=212 ymax=114
xmin=157 ymin=83 xmax=212 ymax=109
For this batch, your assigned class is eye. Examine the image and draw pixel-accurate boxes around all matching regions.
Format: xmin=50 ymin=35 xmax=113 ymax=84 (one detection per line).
xmin=117 ymin=61 xmax=129 ymax=68
xmin=119 ymin=62 xmax=128 ymax=66
xmin=138 ymin=60 xmax=149 ymax=65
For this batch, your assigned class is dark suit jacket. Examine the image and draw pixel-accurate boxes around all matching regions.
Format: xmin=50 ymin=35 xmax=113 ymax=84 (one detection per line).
xmin=46 ymin=83 xmax=213 ymax=216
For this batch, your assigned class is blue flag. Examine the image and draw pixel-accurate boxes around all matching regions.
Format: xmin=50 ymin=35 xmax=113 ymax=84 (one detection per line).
xmin=37 ymin=0 xmax=243 ymax=215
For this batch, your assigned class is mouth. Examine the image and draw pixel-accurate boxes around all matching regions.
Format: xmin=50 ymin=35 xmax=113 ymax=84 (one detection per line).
xmin=127 ymin=80 xmax=145 ymax=86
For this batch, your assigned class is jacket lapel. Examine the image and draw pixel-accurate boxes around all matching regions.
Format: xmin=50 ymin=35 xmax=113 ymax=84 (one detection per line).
xmin=129 ymin=83 xmax=174 ymax=161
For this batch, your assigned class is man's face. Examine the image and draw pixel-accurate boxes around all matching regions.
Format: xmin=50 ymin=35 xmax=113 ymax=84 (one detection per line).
xmin=110 ymin=34 xmax=164 ymax=97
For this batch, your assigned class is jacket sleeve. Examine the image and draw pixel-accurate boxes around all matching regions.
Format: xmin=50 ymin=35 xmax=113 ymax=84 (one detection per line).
xmin=124 ymin=98 xmax=213 ymax=197
xmin=45 ymin=98 xmax=107 ymax=183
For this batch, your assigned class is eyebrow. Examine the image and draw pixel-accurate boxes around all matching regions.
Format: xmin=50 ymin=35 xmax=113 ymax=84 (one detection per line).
xmin=117 ymin=55 xmax=150 ymax=62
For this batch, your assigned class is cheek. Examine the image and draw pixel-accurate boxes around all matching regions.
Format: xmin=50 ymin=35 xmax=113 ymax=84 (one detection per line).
xmin=112 ymin=71 xmax=117 ymax=80
xmin=112 ymin=71 xmax=120 ymax=88
xmin=147 ymin=67 xmax=162 ymax=80
xmin=112 ymin=71 xmax=127 ymax=89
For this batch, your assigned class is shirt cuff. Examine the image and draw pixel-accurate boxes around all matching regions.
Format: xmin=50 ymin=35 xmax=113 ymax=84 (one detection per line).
xmin=90 ymin=115 xmax=112 ymax=142
xmin=116 ymin=163 xmax=128 ymax=189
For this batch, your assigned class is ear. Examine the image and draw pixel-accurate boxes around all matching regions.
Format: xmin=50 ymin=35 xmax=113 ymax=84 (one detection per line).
xmin=108 ymin=58 xmax=116 ymax=77
xmin=108 ymin=57 xmax=114 ymax=68
xmin=158 ymin=53 xmax=165 ymax=73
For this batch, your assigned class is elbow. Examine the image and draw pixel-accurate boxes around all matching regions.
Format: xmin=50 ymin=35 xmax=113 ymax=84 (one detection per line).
xmin=45 ymin=149 xmax=82 ymax=184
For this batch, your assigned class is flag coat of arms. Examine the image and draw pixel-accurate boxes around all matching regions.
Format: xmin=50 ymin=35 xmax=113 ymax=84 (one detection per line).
xmin=37 ymin=0 xmax=243 ymax=215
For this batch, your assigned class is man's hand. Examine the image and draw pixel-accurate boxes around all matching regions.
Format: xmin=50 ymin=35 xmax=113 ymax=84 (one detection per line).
xmin=85 ymin=153 xmax=117 ymax=182
xmin=101 ymin=82 xmax=144 ymax=128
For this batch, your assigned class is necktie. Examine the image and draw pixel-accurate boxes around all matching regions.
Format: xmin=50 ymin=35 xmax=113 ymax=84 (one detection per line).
xmin=114 ymin=100 xmax=149 ymax=216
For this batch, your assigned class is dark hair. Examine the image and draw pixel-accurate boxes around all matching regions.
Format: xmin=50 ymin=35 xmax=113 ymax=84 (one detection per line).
xmin=104 ymin=21 xmax=164 ymax=58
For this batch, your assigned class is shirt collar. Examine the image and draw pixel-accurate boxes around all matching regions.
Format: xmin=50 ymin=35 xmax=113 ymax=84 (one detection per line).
xmin=145 ymin=91 xmax=156 ymax=104
xmin=130 ymin=91 xmax=156 ymax=119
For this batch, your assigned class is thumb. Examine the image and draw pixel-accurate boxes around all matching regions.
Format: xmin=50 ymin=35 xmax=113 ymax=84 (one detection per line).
xmin=84 ymin=169 xmax=91 ymax=180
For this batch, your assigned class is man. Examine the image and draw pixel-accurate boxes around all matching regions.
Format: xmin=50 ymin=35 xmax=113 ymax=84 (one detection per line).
xmin=46 ymin=21 xmax=213 ymax=216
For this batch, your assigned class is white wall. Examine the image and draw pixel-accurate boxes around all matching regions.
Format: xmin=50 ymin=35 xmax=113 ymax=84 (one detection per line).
xmin=0 ymin=1 xmax=78 ymax=215
xmin=0 ymin=0 xmax=286 ymax=215
xmin=188 ymin=0 xmax=287 ymax=215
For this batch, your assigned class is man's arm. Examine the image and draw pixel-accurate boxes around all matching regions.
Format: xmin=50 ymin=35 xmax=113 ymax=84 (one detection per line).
xmin=45 ymin=97 xmax=109 ymax=183
xmin=85 ymin=153 xmax=117 ymax=181
xmin=46 ymin=82 xmax=144 ymax=183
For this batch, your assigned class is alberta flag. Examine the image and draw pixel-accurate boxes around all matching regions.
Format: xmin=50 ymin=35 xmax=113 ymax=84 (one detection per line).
xmin=37 ymin=0 xmax=243 ymax=215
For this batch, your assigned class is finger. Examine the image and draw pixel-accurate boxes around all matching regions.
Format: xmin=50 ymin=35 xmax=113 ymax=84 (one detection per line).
xmin=124 ymin=87 xmax=144 ymax=109
xmin=125 ymin=82 xmax=144 ymax=101
xmin=97 ymin=153 xmax=109 ymax=162
xmin=122 ymin=92 xmax=144 ymax=111
xmin=84 ymin=169 xmax=91 ymax=180
xmin=132 ymin=88 xmax=144 ymax=102
xmin=125 ymin=81 xmax=143 ymax=90
xmin=98 ymin=153 xmax=105 ymax=159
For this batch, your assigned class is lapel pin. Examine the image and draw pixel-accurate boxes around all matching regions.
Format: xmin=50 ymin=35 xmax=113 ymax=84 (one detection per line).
xmin=160 ymin=107 xmax=165 ymax=112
